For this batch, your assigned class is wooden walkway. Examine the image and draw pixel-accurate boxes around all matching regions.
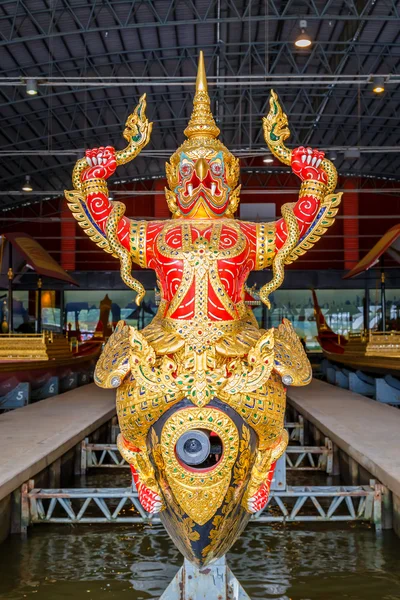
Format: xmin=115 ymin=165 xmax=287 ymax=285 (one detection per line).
xmin=0 ymin=384 xmax=115 ymax=501
xmin=288 ymin=378 xmax=400 ymax=498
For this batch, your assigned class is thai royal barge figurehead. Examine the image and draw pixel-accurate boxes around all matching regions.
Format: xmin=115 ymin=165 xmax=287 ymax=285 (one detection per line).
xmin=66 ymin=52 xmax=342 ymax=566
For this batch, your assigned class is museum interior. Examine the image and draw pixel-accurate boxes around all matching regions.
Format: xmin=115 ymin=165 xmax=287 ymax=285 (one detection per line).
xmin=1 ymin=2 xmax=400 ymax=599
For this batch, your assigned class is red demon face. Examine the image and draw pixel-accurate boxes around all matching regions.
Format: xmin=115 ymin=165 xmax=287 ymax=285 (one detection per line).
xmin=174 ymin=151 xmax=231 ymax=218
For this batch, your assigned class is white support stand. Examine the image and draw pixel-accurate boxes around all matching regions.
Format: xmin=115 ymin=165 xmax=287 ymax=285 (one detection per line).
xmin=160 ymin=556 xmax=250 ymax=600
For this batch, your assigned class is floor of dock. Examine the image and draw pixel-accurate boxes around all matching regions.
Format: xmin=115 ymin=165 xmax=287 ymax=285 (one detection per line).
xmin=288 ymin=379 xmax=400 ymax=498
xmin=0 ymin=384 xmax=115 ymax=502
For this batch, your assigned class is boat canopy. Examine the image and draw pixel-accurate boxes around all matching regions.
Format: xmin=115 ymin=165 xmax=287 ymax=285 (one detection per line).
xmin=1 ymin=232 xmax=79 ymax=286
xmin=343 ymin=223 xmax=400 ymax=279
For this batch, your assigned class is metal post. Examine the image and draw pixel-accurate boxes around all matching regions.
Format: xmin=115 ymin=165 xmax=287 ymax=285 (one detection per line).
xmin=298 ymin=415 xmax=305 ymax=446
xmin=331 ymin=442 xmax=341 ymax=477
xmin=110 ymin=416 xmax=120 ymax=443
xmin=380 ymin=256 xmax=386 ymax=332
xmin=261 ymin=303 xmax=267 ymax=329
xmin=7 ymin=243 xmax=13 ymax=332
xmin=325 ymin=438 xmax=333 ymax=474
xmin=81 ymin=438 xmax=88 ymax=474
xmin=373 ymin=480 xmax=383 ymax=532
xmin=349 ymin=456 xmax=359 ymax=485
xmin=37 ymin=277 xmax=42 ymax=334
xmin=59 ymin=289 xmax=64 ymax=334
xmin=20 ymin=482 xmax=30 ymax=536
xmin=74 ymin=441 xmax=83 ymax=476
xmin=376 ymin=483 xmax=393 ymax=530
xmin=48 ymin=458 xmax=61 ymax=488
xmin=11 ymin=488 xmax=22 ymax=534
xmin=363 ymin=281 xmax=370 ymax=334
xmin=160 ymin=557 xmax=250 ymax=600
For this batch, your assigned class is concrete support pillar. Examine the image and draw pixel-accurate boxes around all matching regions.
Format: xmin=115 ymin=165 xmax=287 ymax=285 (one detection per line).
xmin=313 ymin=424 xmax=322 ymax=446
xmin=393 ymin=494 xmax=400 ymax=537
xmin=331 ymin=442 xmax=341 ymax=477
xmin=74 ymin=441 xmax=83 ymax=476
xmin=49 ymin=458 xmax=61 ymax=488
xmin=349 ymin=456 xmax=359 ymax=485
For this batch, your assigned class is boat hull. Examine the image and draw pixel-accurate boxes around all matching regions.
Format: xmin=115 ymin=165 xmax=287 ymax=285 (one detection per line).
xmin=321 ymin=349 xmax=400 ymax=375
xmin=0 ymin=343 xmax=102 ymax=396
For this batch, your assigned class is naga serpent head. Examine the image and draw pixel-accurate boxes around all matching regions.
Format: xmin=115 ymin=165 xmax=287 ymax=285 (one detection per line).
xmin=262 ymin=90 xmax=292 ymax=166
xmin=122 ymin=94 xmax=153 ymax=152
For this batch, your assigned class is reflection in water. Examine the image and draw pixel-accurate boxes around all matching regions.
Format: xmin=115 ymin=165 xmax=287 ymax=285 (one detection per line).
xmin=1 ymin=522 xmax=400 ymax=600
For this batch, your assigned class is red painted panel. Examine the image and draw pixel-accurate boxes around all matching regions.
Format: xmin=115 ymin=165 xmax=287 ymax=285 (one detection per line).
xmin=61 ymin=199 xmax=76 ymax=271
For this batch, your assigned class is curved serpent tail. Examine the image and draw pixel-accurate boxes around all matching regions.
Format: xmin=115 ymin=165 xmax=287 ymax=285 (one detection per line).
xmin=259 ymin=203 xmax=300 ymax=309
xmin=321 ymin=157 xmax=337 ymax=194
xmin=106 ymin=201 xmax=146 ymax=306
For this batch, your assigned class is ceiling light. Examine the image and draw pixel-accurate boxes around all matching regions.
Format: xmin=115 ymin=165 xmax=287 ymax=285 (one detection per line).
xmin=26 ymin=78 xmax=38 ymax=96
xmin=295 ymin=20 xmax=312 ymax=49
xmin=328 ymin=151 xmax=337 ymax=161
xmin=263 ymin=155 xmax=274 ymax=164
xmin=372 ymin=75 xmax=385 ymax=94
xmin=22 ymin=175 xmax=33 ymax=192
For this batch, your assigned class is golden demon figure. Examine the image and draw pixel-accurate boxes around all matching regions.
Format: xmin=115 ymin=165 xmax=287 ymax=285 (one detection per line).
xmin=66 ymin=52 xmax=341 ymax=566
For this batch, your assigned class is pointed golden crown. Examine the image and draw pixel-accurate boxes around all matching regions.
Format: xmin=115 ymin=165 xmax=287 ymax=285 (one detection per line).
xmin=165 ymin=52 xmax=240 ymax=217
xmin=183 ymin=51 xmax=220 ymax=140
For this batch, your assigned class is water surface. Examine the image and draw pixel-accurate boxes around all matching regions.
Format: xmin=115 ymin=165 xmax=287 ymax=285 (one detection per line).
xmin=1 ymin=464 xmax=400 ymax=599
xmin=1 ymin=522 xmax=400 ymax=599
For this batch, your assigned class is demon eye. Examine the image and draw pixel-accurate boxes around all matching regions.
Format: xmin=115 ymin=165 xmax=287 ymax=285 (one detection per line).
xmin=180 ymin=163 xmax=193 ymax=177
xmin=211 ymin=162 xmax=223 ymax=176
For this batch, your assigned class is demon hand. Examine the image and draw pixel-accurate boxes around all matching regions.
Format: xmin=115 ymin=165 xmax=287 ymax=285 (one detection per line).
xmin=291 ymin=146 xmax=328 ymax=185
xmin=81 ymin=146 xmax=117 ymax=182
xmin=246 ymin=461 xmax=276 ymax=514
xmin=130 ymin=464 xmax=164 ymax=515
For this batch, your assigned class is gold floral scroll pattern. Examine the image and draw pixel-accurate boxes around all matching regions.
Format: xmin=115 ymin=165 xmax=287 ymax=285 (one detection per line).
xmin=168 ymin=499 xmax=201 ymax=543
xmin=127 ymin=325 xmax=275 ymax=408
xmin=160 ymin=407 xmax=240 ymax=526
xmin=103 ymin=318 xmax=308 ymax=453
xmin=201 ymin=425 xmax=252 ymax=559
xmin=219 ymin=371 xmax=286 ymax=450
xmin=150 ymin=429 xmax=200 ymax=543
xmin=116 ymin=374 xmax=184 ymax=450
xmin=156 ymin=220 xmax=247 ymax=323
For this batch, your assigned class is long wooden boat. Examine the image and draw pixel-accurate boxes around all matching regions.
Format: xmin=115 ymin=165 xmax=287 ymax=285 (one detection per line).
xmin=0 ymin=331 xmax=102 ymax=396
xmin=312 ymin=289 xmax=400 ymax=375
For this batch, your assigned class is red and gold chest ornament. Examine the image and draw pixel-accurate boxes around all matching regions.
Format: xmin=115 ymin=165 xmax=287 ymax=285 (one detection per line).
xmin=66 ymin=51 xmax=342 ymax=566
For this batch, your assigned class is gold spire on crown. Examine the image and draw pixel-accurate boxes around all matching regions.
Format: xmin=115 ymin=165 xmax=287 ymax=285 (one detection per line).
xmin=184 ymin=51 xmax=220 ymax=140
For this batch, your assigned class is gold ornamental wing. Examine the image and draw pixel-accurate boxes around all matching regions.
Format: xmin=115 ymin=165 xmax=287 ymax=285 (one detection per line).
xmin=285 ymin=193 xmax=342 ymax=265
xmin=65 ymin=190 xmax=116 ymax=256
xmin=94 ymin=320 xmax=131 ymax=388
xmin=273 ymin=318 xmax=312 ymax=386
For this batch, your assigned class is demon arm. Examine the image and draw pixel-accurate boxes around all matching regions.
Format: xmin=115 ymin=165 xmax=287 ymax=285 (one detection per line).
xmin=256 ymin=90 xmax=342 ymax=307
xmin=65 ymin=95 xmax=152 ymax=304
